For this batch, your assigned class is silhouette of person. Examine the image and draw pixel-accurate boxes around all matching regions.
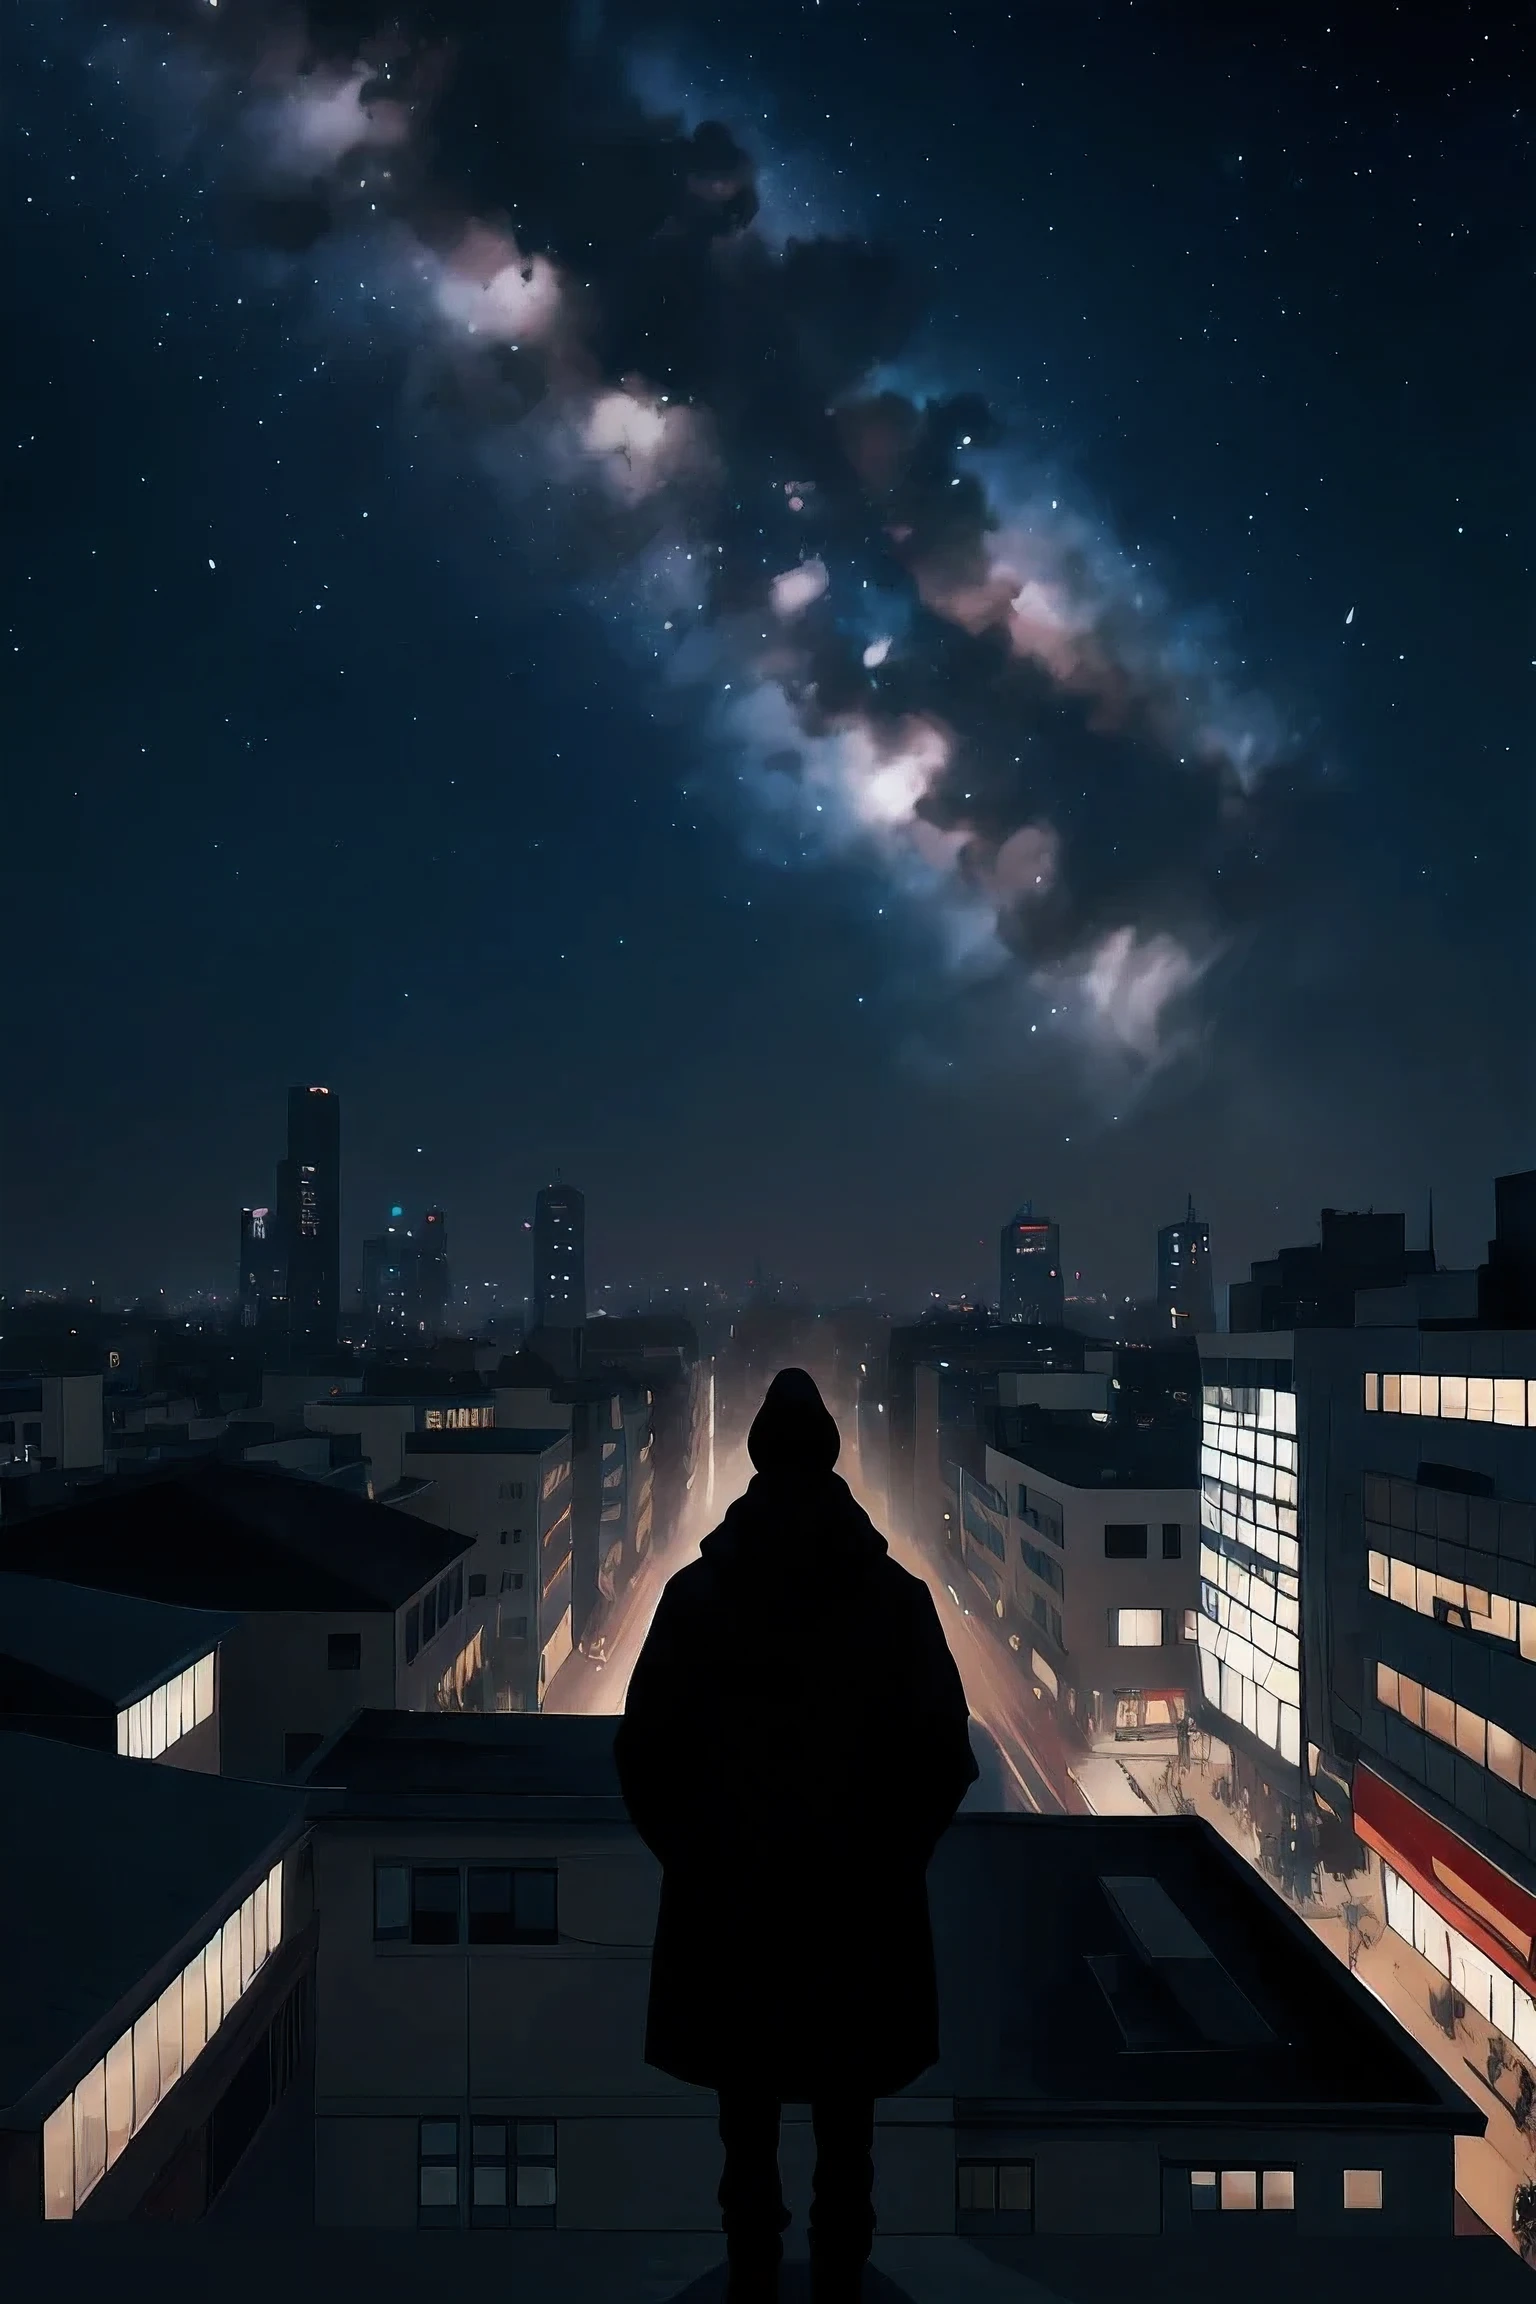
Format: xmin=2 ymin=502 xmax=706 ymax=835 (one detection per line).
xmin=613 ymin=1367 xmax=979 ymax=2302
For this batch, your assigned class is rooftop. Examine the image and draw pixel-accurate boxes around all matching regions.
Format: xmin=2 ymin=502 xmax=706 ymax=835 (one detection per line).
xmin=402 ymin=1427 xmax=570 ymax=1457
xmin=300 ymin=1708 xmax=626 ymax=1815
xmin=0 ymin=1734 xmax=301 ymax=2112
xmin=0 ymin=1461 xmax=472 ymax=1613
xmin=989 ymin=1424 xmax=1196 ymax=1492
xmin=0 ymin=1572 xmax=234 ymax=1708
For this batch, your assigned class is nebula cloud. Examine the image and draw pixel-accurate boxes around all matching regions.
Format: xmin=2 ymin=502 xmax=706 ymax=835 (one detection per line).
xmin=107 ymin=2 xmax=1302 ymax=1074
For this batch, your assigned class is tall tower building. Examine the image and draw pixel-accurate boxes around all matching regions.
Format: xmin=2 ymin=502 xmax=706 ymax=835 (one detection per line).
xmin=417 ymin=1207 xmax=451 ymax=1332
xmin=280 ymin=1084 xmax=341 ymax=1353
xmin=999 ymin=1205 xmax=1064 ymax=1326
xmin=1158 ymin=1196 xmax=1215 ymax=1334
xmin=362 ymin=1210 xmax=417 ymax=1339
xmin=534 ymin=1184 xmax=587 ymax=1335
xmin=238 ymin=1206 xmax=286 ymax=1332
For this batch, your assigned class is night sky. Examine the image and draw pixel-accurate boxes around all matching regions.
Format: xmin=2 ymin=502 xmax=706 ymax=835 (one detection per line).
xmin=3 ymin=2 xmax=1530 ymax=1311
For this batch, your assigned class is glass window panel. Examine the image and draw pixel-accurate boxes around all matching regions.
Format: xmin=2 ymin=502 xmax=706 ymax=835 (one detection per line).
xmin=1400 ymin=1374 xmax=1421 ymax=1416
xmin=133 ymin=2008 xmax=159 ymax=2131
xmin=253 ymin=1878 xmax=269 ymax=1971
xmin=157 ymin=1980 xmax=183 ymax=2094
xmin=116 ymin=1710 xmax=130 ymax=1757
xmin=1423 ymin=1689 xmax=1456 ymax=1747
xmin=1382 ymin=1375 xmax=1400 ymax=1412
xmin=1397 ymin=1675 xmax=1423 ymax=1727
xmin=515 ymin=2165 xmax=557 ymax=2208
xmin=126 ymin=1701 xmax=142 ymax=1759
xmin=1521 ymin=1606 xmax=1536 ymax=1665
xmin=473 ymin=2164 xmax=507 ymax=2207
xmin=1416 ymin=1568 xmax=1438 ymax=1616
xmin=375 ymin=1863 xmax=410 ymax=1941
xmin=1467 ymin=1377 xmax=1494 ymax=1422
xmin=1530 ymin=1380 xmax=1536 ymax=1429
xmin=182 ymin=1950 xmax=207 ymax=2067
xmin=43 ymin=2099 xmax=73 ymax=2220
xmin=411 ymin=1868 xmax=462 ymax=1946
xmin=514 ymin=1869 xmax=558 ymax=1941
xmin=1389 ymin=1558 xmax=1415 ymax=1609
xmin=1522 ymin=1746 xmax=1536 ymax=1801
xmin=516 ymin=2122 xmax=556 ymax=2157
xmin=1364 ymin=1372 xmax=1379 ymax=1411
xmin=1495 ymin=1378 xmax=1525 ymax=1427
xmin=419 ymin=2167 xmax=457 ymax=2208
xmin=166 ymin=1671 xmax=184 ymax=1746
xmin=205 ymin=1932 xmax=225 ymax=2036
xmin=959 ymin=2164 xmax=996 ymax=2212
xmin=194 ymin=1652 xmax=215 ymax=1724
xmin=1344 ymin=2169 xmax=1383 ymax=2211
xmin=222 ymin=1913 xmax=241 ymax=2013
xmin=73 ymin=2063 xmax=106 ymax=2207
xmin=997 ymin=2164 xmax=1033 ymax=2213
xmin=420 ymin=2120 xmax=458 ymax=2159
xmin=473 ymin=2123 xmax=507 ymax=2159
xmin=1440 ymin=1375 xmax=1466 ymax=1419
xmin=240 ymin=1895 xmax=254 ymax=1993
xmin=1418 ymin=1376 xmax=1439 ymax=1418
xmin=1221 ymin=2169 xmax=1258 ymax=2211
xmin=1489 ymin=1724 xmax=1522 ymax=1786
xmin=150 ymin=1682 xmax=167 ymax=1757
xmin=105 ymin=2031 xmax=133 ymax=2168
xmin=1262 ymin=2170 xmax=1295 ymax=2211
xmin=267 ymin=1860 xmax=284 ymax=1950
xmin=180 ymin=1667 xmax=196 ymax=1733
xmin=467 ymin=1868 xmax=515 ymax=1944
xmin=1190 ymin=2170 xmax=1218 ymax=2212
xmin=1367 ymin=1551 xmax=1388 ymax=1595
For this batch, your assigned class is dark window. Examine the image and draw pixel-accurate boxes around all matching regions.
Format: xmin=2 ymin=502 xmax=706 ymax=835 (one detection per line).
xmin=374 ymin=1863 xmax=409 ymax=1941
xmin=467 ymin=1867 xmax=558 ymax=1944
xmin=437 ymin=1574 xmax=452 ymax=1624
xmin=468 ymin=1573 xmax=487 ymax=1598
xmin=422 ymin=1587 xmax=437 ymax=1641
xmin=0 ymin=1421 xmax=14 ymax=1443
xmin=404 ymin=1604 xmax=420 ymax=1664
xmin=1162 ymin=1523 xmax=1183 ymax=1559
xmin=22 ymin=1422 xmax=41 ymax=1448
xmin=418 ymin=2118 xmax=460 ymax=2228
xmin=284 ymin=1731 xmax=323 ymax=1775
xmin=411 ymin=1868 xmax=462 ymax=1946
xmin=507 ymin=1615 xmax=528 ymax=1638
xmin=511 ymin=2121 xmax=557 ymax=2221
xmin=471 ymin=2122 xmax=509 ymax=2229
xmin=500 ymin=1572 xmax=524 ymax=1593
xmin=1104 ymin=1523 xmax=1148 ymax=1559
xmin=957 ymin=2160 xmax=1033 ymax=2229
xmin=327 ymin=1631 xmax=362 ymax=1671
xmin=453 ymin=1564 xmax=463 ymax=1614
xmin=1020 ymin=1539 xmax=1064 ymax=1596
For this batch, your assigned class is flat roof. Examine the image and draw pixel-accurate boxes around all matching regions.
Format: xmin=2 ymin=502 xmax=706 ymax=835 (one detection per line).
xmin=0 ymin=1734 xmax=301 ymax=2112
xmin=927 ymin=1813 xmax=1476 ymax=2126
xmin=0 ymin=1462 xmax=471 ymax=1612
xmin=301 ymin=1709 xmax=625 ymax=1812
xmin=0 ymin=1573 xmax=234 ymax=1707
xmin=402 ymin=1428 xmax=569 ymax=1457
xmin=989 ymin=1426 xmax=1196 ymax=1492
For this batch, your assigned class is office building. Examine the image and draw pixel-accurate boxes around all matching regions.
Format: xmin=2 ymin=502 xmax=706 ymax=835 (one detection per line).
xmin=280 ymin=1085 xmax=342 ymax=1355
xmin=0 ymin=1463 xmax=484 ymax=1778
xmin=416 ymin=1209 xmax=451 ymax=1333
xmin=0 ymin=1573 xmax=231 ymax=1770
xmin=1228 ymin=1207 xmax=1434 ymax=1334
xmin=238 ymin=1206 xmax=288 ymax=1333
xmin=533 ymin=1184 xmax=586 ymax=1341
xmin=0 ymin=1733 xmax=309 ymax=2223
xmin=361 ymin=1215 xmax=417 ymax=1343
xmin=1000 ymin=1206 xmax=1065 ymax=1328
xmin=1157 ymin=1197 xmax=1216 ymax=1334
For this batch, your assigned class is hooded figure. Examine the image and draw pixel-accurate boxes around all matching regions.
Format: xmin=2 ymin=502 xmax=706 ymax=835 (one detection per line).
xmin=613 ymin=1368 xmax=978 ymax=2300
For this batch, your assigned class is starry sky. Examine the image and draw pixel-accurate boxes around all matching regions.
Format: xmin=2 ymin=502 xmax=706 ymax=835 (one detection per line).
xmin=3 ymin=1 xmax=1530 ymax=1311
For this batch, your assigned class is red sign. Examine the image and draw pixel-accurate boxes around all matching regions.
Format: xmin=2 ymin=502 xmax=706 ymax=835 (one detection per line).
xmin=1353 ymin=1764 xmax=1536 ymax=1979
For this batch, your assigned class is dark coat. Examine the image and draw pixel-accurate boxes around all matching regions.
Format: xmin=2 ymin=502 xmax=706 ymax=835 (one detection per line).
xmin=612 ymin=1472 xmax=979 ymax=2099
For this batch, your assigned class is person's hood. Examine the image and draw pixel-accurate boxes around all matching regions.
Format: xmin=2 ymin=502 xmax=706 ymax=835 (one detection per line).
xmin=699 ymin=1471 xmax=889 ymax=1595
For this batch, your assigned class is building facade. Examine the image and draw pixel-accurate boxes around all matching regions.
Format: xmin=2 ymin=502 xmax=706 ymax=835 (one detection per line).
xmin=1000 ymin=1209 xmax=1065 ymax=1328
xmin=1157 ymin=1198 xmax=1215 ymax=1335
xmin=533 ymin=1185 xmax=586 ymax=1340
xmin=280 ymin=1084 xmax=341 ymax=1355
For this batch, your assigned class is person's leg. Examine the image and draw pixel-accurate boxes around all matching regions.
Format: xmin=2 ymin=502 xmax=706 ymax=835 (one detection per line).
xmin=808 ymin=2094 xmax=876 ymax=2289
xmin=716 ymin=2087 xmax=790 ymax=2281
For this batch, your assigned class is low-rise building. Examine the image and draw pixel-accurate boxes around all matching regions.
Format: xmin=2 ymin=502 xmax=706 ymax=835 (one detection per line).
xmin=0 ymin=1734 xmax=310 ymax=2222
xmin=0 ymin=1464 xmax=482 ymax=1779
xmin=0 ymin=1573 xmax=233 ymax=1770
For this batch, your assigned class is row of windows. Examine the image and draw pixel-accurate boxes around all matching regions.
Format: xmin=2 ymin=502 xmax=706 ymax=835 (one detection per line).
xmin=1019 ymin=1538 xmax=1064 ymax=1595
xmin=496 ymin=1480 xmax=526 ymax=1501
xmin=419 ymin=2117 xmax=556 ymax=2228
xmin=1367 ymin=1549 xmax=1530 ymax=1653
xmin=375 ymin=1863 xmax=558 ymax=1946
xmin=116 ymin=1652 xmax=216 ymax=1761
xmin=1200 ymin=1445 xmax=1299 ymax=1510
xmin=422 ymin=1406 xmax=494 ymax=1430
xmin=1366 ymin=1372 xmax=1534 ymax=1427
xmin=540 ymin=1458 xmax=571 ymax=1502
xmin=1200 ymin=1384 xmax=1297 ymax=1436
xmin=43 ymin=1862 xmax=283 ymax=2218
xmin=1015 ymin=1489 xmax=1064 ymax=1547
xmin=1375 ymin=1661 xmax=1536 ymax=1792
xmin=1103 ymin=1523 xmax=1184 ymax=1560
xmin=404 ymin=1564 xmax=465 ymax=1665
xmin=1382 ymin=1862 xmax=1536 ymax=2059
xmin=436 ymin=1626 xmax=485 ymax=1711
xmin=1201 ymin=1485 xmax=1300 ymax=1573
xmin=1190 ymin=2167 xmax=1381 ymax=2212
xmin=1201 ymin=1412 xmax=1300 ymax=1474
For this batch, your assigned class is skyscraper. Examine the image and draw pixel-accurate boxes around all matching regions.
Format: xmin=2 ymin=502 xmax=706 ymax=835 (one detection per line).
xmin=238 ymin=1206 xmax=286 ymax=1332
xmin=279 ymin=1084 xmax=341 ymax=1353
xmin=534 ymin=1184 xmax=587 ymax=1335
xmin=362 ymin=1211 xmax=416 ymax=1340
xmin=417 ymin=1207 xmax=451 ymax=1332
xmin=999 ymin=1206 xmax=1064 ymax=1326
xmin=1157 ymin=1197 xmax=1216 ymax=1334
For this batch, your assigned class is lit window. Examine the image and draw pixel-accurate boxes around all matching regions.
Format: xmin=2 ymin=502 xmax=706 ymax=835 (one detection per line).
xmin=132 ymin=2007 xmax=159 ymax=2133
xmin=1262 ymin=2170 xmax=1295 ymax=2211
xmin=43 ymin=2100 xmax=73 ymax=2221
xmin=1383 ymin=1375 xmax=1400 ymax=1413
xmin=1364 ymin=1372 xmax=1379 ymax=1411
xmin=1344 ymin=2169 xmax=1383 ymax=2211
xmin=182 ymin=1948 xmax=208 ymax=2067
xmin=1495 ymin=1378 xmax=1526 ymax=1427
xmin=1375 ymin=1661 xmax=1398 ymax=1710
xmin=1190 ymin=2170 xmax=1217 ymax=2212
xmin=157 ymin=1979 xmax=183 ymax=2097
xmin=1367 ymin=1551 xmax=1388 ymax=1595
xmin=1220 ymin=2170 xmax=1258 ymax=2211
xmin=105 ymin=2031 xmax=133 ymax=2170
xmin=72 ymin=2062 xmax=106 ymax=2209
xmin=1468 ymin=1377 xmax=1494 ymax=1422
xmin=1400 ymin=1373 xmax=1421 ymax=1417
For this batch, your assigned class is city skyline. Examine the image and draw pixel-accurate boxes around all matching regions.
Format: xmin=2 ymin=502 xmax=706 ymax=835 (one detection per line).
xmin=3 ymin=8 xmax=1528 ymax=1309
